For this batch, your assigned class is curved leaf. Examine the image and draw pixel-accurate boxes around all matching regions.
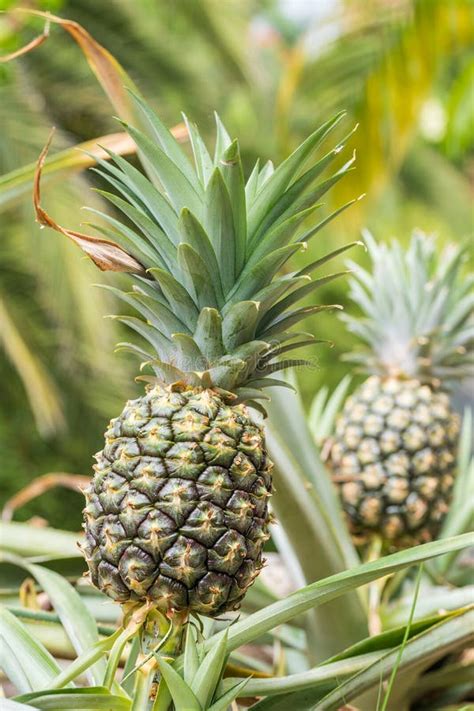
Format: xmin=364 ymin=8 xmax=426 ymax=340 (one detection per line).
xmin=0 ymin=608 xmax=63 ymax=694
xmin=3 ymin=554 xmax=105 ymax=685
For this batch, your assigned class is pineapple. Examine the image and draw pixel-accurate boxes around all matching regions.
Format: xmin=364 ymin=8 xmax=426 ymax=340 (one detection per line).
xmin=330 ymin=232 xmax=472 ymax=547
xmin=37 ymin=94 xmax=355 ymax=616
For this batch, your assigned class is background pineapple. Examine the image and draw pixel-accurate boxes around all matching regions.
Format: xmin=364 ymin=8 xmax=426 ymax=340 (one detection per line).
xmin=38 ymin=94 xmax=355 ymax=616
xmin=329 ymin=232 xmax=472 ymax=547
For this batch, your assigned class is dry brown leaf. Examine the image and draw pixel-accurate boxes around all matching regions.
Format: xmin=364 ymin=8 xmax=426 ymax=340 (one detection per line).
xmin=2 ymin=472 xmax=91 ymax=522
xmin=34 ymin=130 xmax=147 ymax=275
xmin=11 ymin=9 xmax=136 ymax=120
xmin=0 ymin=18 xmax=50 ymax=62
xmin=4 ymin=9 xmax=188 ymax=143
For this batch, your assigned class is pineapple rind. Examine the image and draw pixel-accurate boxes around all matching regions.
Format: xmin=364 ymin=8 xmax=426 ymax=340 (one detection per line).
xmin=82 ymin=384 xmax=272 ymax=615
xmin=331 ymin=376 xmax=460 ymax=546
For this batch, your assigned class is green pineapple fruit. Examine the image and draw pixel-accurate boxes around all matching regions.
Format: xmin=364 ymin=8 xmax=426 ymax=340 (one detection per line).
xmin=39 ymin=94 xmax=356 ymax=616
xmin=330 ymin=232 xmax=472 ymax=547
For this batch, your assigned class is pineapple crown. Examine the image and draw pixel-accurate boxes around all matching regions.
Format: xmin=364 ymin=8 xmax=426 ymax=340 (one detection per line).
xmin=35 ymin=92 xmax=358 ymax=412
xmin=343 ymin=230 xmax=473 ymax=387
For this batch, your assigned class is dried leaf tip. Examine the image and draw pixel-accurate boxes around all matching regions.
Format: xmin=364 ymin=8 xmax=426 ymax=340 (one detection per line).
xmin=34 ymin=131 xmax=147 ymax=275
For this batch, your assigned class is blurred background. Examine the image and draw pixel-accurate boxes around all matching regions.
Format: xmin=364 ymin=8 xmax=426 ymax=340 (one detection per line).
xmin=0 ymin=0 xmax=472 ymax=529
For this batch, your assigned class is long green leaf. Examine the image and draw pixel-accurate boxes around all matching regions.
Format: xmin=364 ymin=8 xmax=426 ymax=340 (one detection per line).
xmin=382 ymin=586 xmax=474 ymax=629
xmin=192 ymin=630 xmax=228 ymax=708
xmin=249 ymin=143 xmax=351 ymax=250
xmin=247 ymin=112 xmax=345 ymax=241
xmin=380 ymin=564 xmax=423 ymax=711
xmin=130 ymin=91 xmax=195 ymax=185
xmin=0 ymin=132 xmax=134 ymax=211
xmin=308 ymin=375 xmax=352 ymax=442
xmin=193 ymin=308 xmax=224 ymax=361
xmin=122 ymin=123 xmax=202 ymax=217
xmin=204 ymin=168 xmax=236 ymax=295
xmin=179 ymin=209 xmax=224 ymax=303
xmin=177 ymin=243 xmax=220 ymax=310
xmin=265 ymin=396 xmax=365 ymax=661
xmin=220 ymin=140 xmax=247 ymax=276
xmin=316 ymin=607 xmax=474 ymax=711
xmin=229 ymin=243 xmax=302 ymax=305
xmin=93 ymin=190 xmax=177 ymax=272
xmin=49 ymin=631 xmax=123 ymax=690
xmin=0 ymin=523 xmax=81 ymax=560
xmin=94 ymin=152 xmax=181 ymax=245
xmin=222 ymin=301 xmax=260 ymax=350
xmin=260 ymin=271 xmax=349 ymax=329
xmin=147 ymin=268 xmax=199 ymax=330
xmin=259 ymin=304 xmax=342 ymax=338
xmin=247 ymin=205 xmax=320 ymax=270
xmin=2 ymin=554 xmax=105 ymax=685
xmin=223 ymin=651 xmax=381 ymax=699
xmin=14 ymin=687 xmax=130 ymax=710
xmin=213 ymin=113 xmax=232 ymax=164
xmin=249 ymin=608 xmax=473 ymax=710
xmin=182 ymin=114 xmax=214 ymax=186
xmin=183 ymin=625 xmax=200 ymax=686
xmin=0 ymin=608 xmax=63 ymax=694
xmin=207 ymin=678 xmax=250 ymax=711
xmin=155 ymin=657 xmax=201 ymax=711
xmin=202 ymin=534 xmax=472 ymax=656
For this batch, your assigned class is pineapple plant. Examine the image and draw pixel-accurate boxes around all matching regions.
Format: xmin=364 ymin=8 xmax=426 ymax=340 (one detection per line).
xmin=36 ymin=93 xmax=356 ymax=619
xmin=329 ymin=231 xmax=473 ymax=547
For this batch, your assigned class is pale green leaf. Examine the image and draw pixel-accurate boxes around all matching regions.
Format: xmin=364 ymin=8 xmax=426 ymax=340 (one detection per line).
xmin=4 ymin=555 xmax=105 ymax=686
xmin=155 ymin=657 xmax=201 ymax=711
xmin=192 ymin=630 xmax=228 ymax=708
xmin=204 ymin=168 xmax=235 ymax=295
xmin=0 ymin=608 xmax=63 ymax=694
xmin=203 ymin=534 xmax=472 ymax=656
xmin=14 ymin=687 xmax=130 ymax=710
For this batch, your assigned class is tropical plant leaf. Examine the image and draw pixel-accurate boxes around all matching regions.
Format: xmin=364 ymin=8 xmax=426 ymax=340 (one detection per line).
xmin=0 ymin=295 xmax=65 ymax=437
xmin=248 ymin=607 xmax=473 ymax=710
xmin=207 ymin=678 xmax=250 ymax=711
xmin=316 ymin=607 xmax=474 ymax=711
xmin=0 ymin=607 xmax=63 ymax=694
xmin=0 ymin=522 xmax=82 ymax=560
xmin=2 ymin=554 xmax=105 ymax=685
xmin=155 ymin=656 xmax=201 ymax=711
xmin=14 ymin=687 xmax=131 ymax=710
xmin=33 ymin=133 xmax=146 ymax=275
xmin=247 ymin=112 xmax=345 ymax=243
xmin=204 ymin=168 xmax=236 ymax=295
xmin=192 ymin=630 xmax=228 ymax=709
xmin=0 ymin=132 xmax=136 ymax=211
xmin=177 ymin=243 xmax=220 ymax=310
xmin=8 ymin=9 xmax=142 ymax=125
xmin=220 ymin=140 xmax=247 ymax=275
xmin=308 ymin=375 xmax=352 ymax=443
xmin=223 ymin=651 xmax=381 ymax=701
xmin=201 ymin=533 xmax=472 ymax=656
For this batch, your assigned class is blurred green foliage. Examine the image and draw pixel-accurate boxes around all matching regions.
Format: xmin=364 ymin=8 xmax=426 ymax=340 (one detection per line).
xmin=0 ymin=0 xmax=472 ymax=529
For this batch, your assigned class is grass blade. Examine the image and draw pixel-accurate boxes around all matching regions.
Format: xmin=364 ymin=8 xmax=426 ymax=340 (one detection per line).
xmin=379 ymin=564 xmax=423 ymax=711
